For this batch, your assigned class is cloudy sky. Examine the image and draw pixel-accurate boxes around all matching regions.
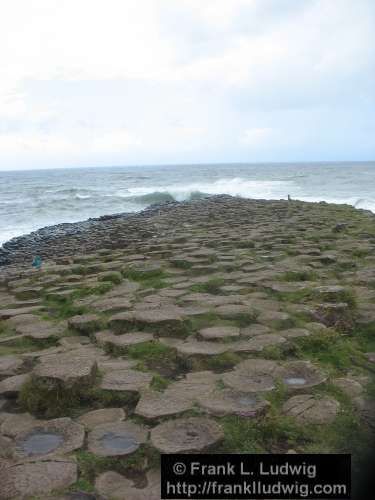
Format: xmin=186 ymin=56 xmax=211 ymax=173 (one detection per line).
xmin=0 ymin=0 xmax=374 ymax=170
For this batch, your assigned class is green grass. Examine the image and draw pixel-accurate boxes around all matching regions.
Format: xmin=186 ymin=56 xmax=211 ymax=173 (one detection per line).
xmin=171 ymin=259 xmax=192 ymax=269
xmin=189 ymin=278 xmax=225 ymax=295
xmin=185 ymin=351 xmax=242 ymax=372
xmin=19 ymin=372 xmax=140 ymax=418
xmin=122 ymin=266 xmax=167 ymax=281
xmin=293 ymin=330 xmax=365 ymax=373
xmin=128 ymin=341 xmax=180 ymax=375
xmin=150 ymin=374 xmax=171 ymax=391
xmin=98 ymin=271 xmax=123 ymax=285
xmin=353 ymin=322 xmax=375 ymax=352
xmin=42 ymin=299 xmax=89 ymax=319
xmin=75 ymin=447 xmax=160 ymax=484
xmin=281 ymin=270 xmax=318 ymax=282
xmin=0 ymin=336 xmax=56 ymax=356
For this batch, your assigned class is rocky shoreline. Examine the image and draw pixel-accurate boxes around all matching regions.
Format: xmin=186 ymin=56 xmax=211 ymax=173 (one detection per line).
xmin=0 ymin=195 xmax=375 ymax=498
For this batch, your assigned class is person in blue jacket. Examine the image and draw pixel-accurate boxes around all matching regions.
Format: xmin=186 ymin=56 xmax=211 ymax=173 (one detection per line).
xmin=32 ymin=255 xmax=42 ymax=270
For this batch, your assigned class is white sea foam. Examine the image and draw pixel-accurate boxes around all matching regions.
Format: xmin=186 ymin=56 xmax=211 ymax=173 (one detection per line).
xmin=1 ymin=163 xmax=374 ymax=246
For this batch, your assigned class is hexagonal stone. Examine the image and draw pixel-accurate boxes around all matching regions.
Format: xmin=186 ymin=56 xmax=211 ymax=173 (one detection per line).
xmin=98 ymin=358 xmax=137 ymax=372
xmin=88 ymin=421 xmax=148 ymax=457
xmin=95 ymin=469 xmax=160 ymax=500
xmin=109 ymin=308 xmax=190 ymax=336
xmin=283 ymin=394 xmax=340 ymax=424
xmin=150 ymin=417 xmax=223 ymax=453
xmin=257 ymin=310 xmax=293 ymax=328
xmin=6 ymin=313 xmax=39 ymax=328
xmin=0 ymin=356 xmax=23 ymax=376
xmin=0 ymin=306 xmax=42 ymax=320
xmin=198 ymin=326 xmax=240 ymax=340
xmin=135 ymin=389 xmax=193 ymax=420
xmin=100 ymin=369 xmax=152 ymax=393
xmin=68 ymin=314 xmax=102 ymax=335
xmin=97 ymin=331 xmax=154 ymax=351
xmin=276 ymin=361 xmax=327 ymax=390
xmin=90 ymin=296 xmax=132 ymax=313
xmin=33 ymin=351 xmax=98 ymax=388
xmin=230 ymin=334 xmax=286 ymax=353
xmin=197 ymin=389 xmax=270 ymax=417
xmin=279 ymin=328 xmax=310 ymax=339
xmin=12 ymin=417 xmax=84 ymax=459
xmin=13 ymin=320 xmax=66 ymax=340
xmin=0 ymin=373 xmax=30 ymax=397
xmin=215 ymin=304 xmax=256 ymax=321
xmin=1 ymin=413 xmax=38 ymax=438
xmin=77 ymin=408 xmax=126 ymax=430
xmin=240 ymin=324 xmax=272 ymax=337
xmin=222 ymin=358 xmax=279 ymax=393
xmin=0 ymin=458 xmax=77 ymax=498
xmin=174 ymin=339 xmax=228 ymax=356
xmin=332 ymin=377 xmax=363 ymax=398
xmin=59 ymin=336 xmax=91 ymax=349
xmin=165 ymin=371 xmax=218 ymax=402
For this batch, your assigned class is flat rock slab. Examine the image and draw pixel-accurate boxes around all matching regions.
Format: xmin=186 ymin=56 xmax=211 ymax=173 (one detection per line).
xmin=174 ymin=339 xmax=228 ymax=356
xmin=77 ymin=408 xmax=126 ymax=430
xmin=88 ymin=421 xmax=148 ymax=457
xmin=1 ymin=413 xmax=38 ymax=438
xmin=332 ymin=377 xmax=363 ymax=398
xmin=14 ymin=320 xmax=66 ymax=340
xmin=230 ymin=334 xmax=286 ymax=353
xmin=95 ymin=469 xmax=160 ymax=500
xmin=0 ymin=356 xmax=23 ymax=376
xmin=198 ymin=389 xmax=270 ymax=417
xmin=280 ymin=328 xmax=310 ymax=339
xmin=257 ymin=310 xmax=293 ymax=328
xmin=90 ymin=296 xmax=133 ymax=313
xmin=283 ymin=394 xmax=340 ymax=424
xmin=68 ymin=314 xmax=102 ymax=334
xmin=0 ymin=306 xmax=42 ymax=320
xmin=222 ymin=358 xmax=280 ymax=393
xmin=100 ymin=369 xmax=152 ymax=392
xmin=0 ymin=458 xmax=77 ymax=498
xmin=198 ymin=326 xmax=240 ymax=340
xmin=0 ymin=373 xmax=30 ymax=397
xmin=240 ymin=324 xmax=272 ymax=337
xmin=276 ymin=361 xmax=327 ymax=391
xmin=98 ymin=359 xmax=137 ymax=372
xmin=33 ymin=351 xmax=98 ymax=388
xmin=215 ymin=304 xmax=256 ymax=320
xmin=100 ymin=332 xmax=154 ymax=350
xmin=150 ymin=417 xmax=223 ymax=453
xmin=109 ymin=308 xmax=190 ymax=336
xmin=135 ymin=389 xmax=193 ymax=420
xmin=12 ymin=417 xmax=84 ymax=459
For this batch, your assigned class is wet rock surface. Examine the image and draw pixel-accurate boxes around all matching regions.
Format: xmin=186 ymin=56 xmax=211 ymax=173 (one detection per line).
xmin=0 ymin=195 xmax=374 ymax=497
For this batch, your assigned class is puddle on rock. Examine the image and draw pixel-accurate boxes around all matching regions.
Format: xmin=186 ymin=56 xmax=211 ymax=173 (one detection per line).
xmin=100 ymin=432 xmax=139 ymax=454
xmin=20 ymin=431 xmax=63 ymax=456
xmin=284 ymin=377 xmax=307 ymax=385
xmin=238 ymin=395 xmax=257 ymax=406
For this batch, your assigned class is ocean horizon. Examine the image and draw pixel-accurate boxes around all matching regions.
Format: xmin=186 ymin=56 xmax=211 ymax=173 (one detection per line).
xmin=1 ymin=161 xmax=374 ymax=247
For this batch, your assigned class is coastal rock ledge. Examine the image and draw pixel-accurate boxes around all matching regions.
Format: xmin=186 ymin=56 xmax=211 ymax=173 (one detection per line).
xmin=0 ymin=195 xmax=374 ymax=498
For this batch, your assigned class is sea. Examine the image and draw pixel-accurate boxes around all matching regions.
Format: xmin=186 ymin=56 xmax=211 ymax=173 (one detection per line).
xmin=0 ymin=161 xmax=374 ymax=247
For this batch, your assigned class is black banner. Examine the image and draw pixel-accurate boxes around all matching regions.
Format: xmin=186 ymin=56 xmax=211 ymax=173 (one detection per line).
xmin=161 ymin=453 xmax=351 ymax=499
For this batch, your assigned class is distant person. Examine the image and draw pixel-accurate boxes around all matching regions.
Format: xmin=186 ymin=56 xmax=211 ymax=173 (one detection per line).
xmin=288 ymin=194 xmax=292 ymax=201
xmin=32 ymin=255 xmax=42 ymax=270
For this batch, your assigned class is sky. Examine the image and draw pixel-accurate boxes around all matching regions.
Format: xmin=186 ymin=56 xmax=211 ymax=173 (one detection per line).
xmin=0 ymin=0 xmax=374 ymax=170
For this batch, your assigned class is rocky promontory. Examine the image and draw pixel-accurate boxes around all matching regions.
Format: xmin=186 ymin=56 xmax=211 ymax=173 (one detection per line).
xmin=0 ymin=195 xmax=374 ymax=498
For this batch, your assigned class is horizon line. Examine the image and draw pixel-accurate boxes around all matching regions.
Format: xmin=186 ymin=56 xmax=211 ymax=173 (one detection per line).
xmin=1 ymin=159 xmax=375 ymax=173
